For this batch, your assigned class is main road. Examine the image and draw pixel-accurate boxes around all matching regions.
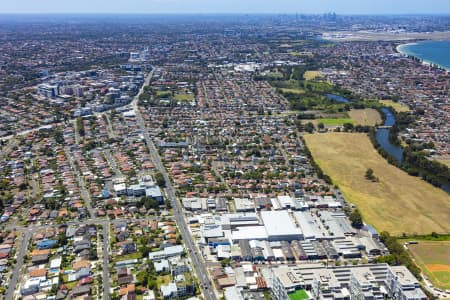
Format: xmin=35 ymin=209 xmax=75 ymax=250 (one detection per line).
xmin=101 ymin=224 xmax=111 ymax=300
xmin=5 ymin=230 xmax=31 ymax=300
xmin=132 ymin=69 xmax=217 ymax=300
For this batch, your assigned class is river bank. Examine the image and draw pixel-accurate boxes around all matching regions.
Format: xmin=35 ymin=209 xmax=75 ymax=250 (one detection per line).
xmin=371 ymin=108 xmax=450 ymax=194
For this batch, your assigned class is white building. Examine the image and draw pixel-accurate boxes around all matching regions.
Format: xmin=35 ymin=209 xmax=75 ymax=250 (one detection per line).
xmin=269 ymin=264 xmax=426 ymax=300
xmin=38 ymin=83 xmax=59 ymax=98
xmin=386 ymin=266 xmax=427 ymax=300
xmin=261 ymin=211 xmax=303 ymax=241
xmin=149 ymin=245 xmax=184 ymax=260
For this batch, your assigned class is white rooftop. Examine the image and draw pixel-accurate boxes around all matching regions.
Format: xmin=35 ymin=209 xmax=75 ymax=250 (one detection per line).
xmin=232 ymin=226 xmax=268 ymax=241
xmin=261 ymin=211 xmax=302 ymax=240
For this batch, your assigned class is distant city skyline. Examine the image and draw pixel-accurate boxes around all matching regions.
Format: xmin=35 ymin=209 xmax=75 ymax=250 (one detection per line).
xmin=1 ymin=0 xmax=450 ymax=15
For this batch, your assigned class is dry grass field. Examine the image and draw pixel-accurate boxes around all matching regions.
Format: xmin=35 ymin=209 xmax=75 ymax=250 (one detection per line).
xmin=348 ymin=109 xmax=382 ymax=126
xmin=311 ymin=118 xmax=354 ymax=127
xmin=435 ymin=157 xmax=450 ymax=169
xmin=303 ymin=133 xmax=450 ymax=235
xmin=379 ymin=100 xmax=410 ymax=112
xmin=280 ymin=88 xmax=305 ymax=94
xmin=303 ymin=70 xmax=322 ymax=80
xmin=407 ymin=241 xmax=450 ymax=290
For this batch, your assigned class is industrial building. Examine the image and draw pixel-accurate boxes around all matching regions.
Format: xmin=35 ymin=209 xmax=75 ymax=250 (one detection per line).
xmin=294 ymin=211 xmax=325 ymax=240
xmin=260 ymin=211 xmax=303 ymax=241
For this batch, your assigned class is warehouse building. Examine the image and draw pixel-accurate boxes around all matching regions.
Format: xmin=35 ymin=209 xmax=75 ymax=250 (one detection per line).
xmin=261 ymin=211 xmax=303 ymax=241
xmin=294 ymin=211 xmax=325 ymax=240
xmin=221 ymin=213 xmax=259 ymax=230
xmin=231 ymin=226 xmax=268 ymax=242
xmin=319 ymin=211 xmax=356 ymax=238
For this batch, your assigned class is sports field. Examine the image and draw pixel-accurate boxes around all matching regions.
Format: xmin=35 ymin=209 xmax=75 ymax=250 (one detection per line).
xmin=348 ymin=109 xmax=382 ymax=126
xmin=379 ymin=100 xmax=410 ymax=112
xmin=407 ymin=241 xmax=450 ymax=290
xmin=303 ymin=133 xmax=450 ymax=235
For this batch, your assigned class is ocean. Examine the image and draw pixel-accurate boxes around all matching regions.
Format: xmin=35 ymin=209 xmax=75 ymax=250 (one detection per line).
xmin=397 ymin=40 xmax=450 ymax=71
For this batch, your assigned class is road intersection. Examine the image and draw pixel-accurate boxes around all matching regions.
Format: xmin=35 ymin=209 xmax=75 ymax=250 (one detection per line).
xmin=3 ymin=68 xmax=217 ymax=300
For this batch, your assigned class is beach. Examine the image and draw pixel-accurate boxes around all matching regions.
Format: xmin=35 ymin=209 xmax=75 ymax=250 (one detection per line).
xmin=397 ymin=41 xmax=450 ymax=71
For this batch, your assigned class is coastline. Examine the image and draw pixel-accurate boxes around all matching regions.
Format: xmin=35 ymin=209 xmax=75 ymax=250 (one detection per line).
xmin=396 ymin=41 xmax=450 ymax=72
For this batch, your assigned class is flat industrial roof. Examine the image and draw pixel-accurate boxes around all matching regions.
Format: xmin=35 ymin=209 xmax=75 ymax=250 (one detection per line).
xmin=261 ymin=211 xmax=302 ymax=239
xmin=232 ymin=226 xmax=268 ymax=241
xmin=294 ymin=211 xmax=324 ymax=239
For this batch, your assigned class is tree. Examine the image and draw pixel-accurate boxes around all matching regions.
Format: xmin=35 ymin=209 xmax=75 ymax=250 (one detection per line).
xmin=140 ymin=197 xmax=159 ymax=210
xmin=349 ymin=209 xmax=363 ymax=229
xmin=221 ymin=258 xmax=232 ymax=267
xmin=165 ymin=199 xmax=172 ymax=209
xmin=58 ymin=232 xmax=67 ymax=246
xmin=148 ymin=279 xmax=156 ymax=289
xmin=162 ymin=117 xmax=169 ymax=129
xmin=154 ymin=172 xmax=166 ymax=187
xmin=305 ymin=122 xmax=315 ymax=133
xmin=318 ymin=122 xmax=325 ymax=130
xmin=136 ymin=271 xmax=148 ymax=286
xmin=365 ymin=168 xmax=378 ymax=182
xmin=89 ymin=248 xmax=98 ymax=260
xmin=141 ymin=245 xmax=150 ymax=258
xmin=343 ymin=122 xmax=354 ymax=132
xmin=365 ymin=168 xmax=374 ymax=180
xmin=379 ymin=231 xmax=422 ymax=279
xmin=76 ymin=116 xmax=85 ymax=137
xmin=54 ymin=129 xmax=65 ymax=144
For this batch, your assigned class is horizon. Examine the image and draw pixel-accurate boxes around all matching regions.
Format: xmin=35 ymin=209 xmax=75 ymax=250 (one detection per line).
xmin=1 ymin=0 xmax=450 ymax=15
xmin=1 ymin=12 xmax=450 ymax=16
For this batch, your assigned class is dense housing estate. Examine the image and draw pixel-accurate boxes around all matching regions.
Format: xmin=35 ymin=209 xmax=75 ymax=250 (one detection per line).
xmin=0 ymin=13 xmax=448 ymax=300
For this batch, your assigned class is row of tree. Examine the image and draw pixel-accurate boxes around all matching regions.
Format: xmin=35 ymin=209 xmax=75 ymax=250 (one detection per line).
xmin=301 ymin=137 xmax=332 ymax=185
xmin=369 ymin=128 xmax=450 ymax=188
xmin=374 ymin=232 xmax=422 ymax=280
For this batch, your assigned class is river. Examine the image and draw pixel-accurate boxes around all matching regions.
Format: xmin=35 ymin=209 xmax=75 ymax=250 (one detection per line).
xmin=326 ymin=93 xmax=350 ymax=103
xmin=376 ymin=108 xmax=450 ymax=194
xmin=375 ymin=108 xmax=403 ymax=162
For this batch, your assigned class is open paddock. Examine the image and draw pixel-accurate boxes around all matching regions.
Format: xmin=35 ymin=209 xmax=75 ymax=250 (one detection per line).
xmin=303 ymin=133 xmax=450 ymax=235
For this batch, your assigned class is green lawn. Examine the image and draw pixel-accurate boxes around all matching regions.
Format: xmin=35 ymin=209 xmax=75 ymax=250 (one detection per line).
xmin=265 ymin=72 xmax=284 ymax=79
xmin=435 ymin=271 xmax=450 ymax=285
xmin=407 ymin=241 xmax=450 ymax=289
xmin=289 ymin=289 xmax=309 ymax=300
xmin=318 ymin=118 xmax=354 ymax=126
xmin=113 ymin=252 xmax=143 ymax=263
xmin=174 ymin=93 xmax=195 ymax=101
xmin=156 ymin=274 xmax=171 ymax=288
xmin=156 ymin=91 xmax=172 ymax=98
xmin=280 ymin=88 xmax=305 ymax=94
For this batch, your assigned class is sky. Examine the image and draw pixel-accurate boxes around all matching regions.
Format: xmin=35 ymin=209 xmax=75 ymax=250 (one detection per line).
xmin=1 ymin=0 xmax=450 ymax=15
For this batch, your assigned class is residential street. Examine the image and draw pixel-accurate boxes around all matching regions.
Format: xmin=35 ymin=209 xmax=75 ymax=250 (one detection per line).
xmin=132 ymin=69 xmax=217 ymax=300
